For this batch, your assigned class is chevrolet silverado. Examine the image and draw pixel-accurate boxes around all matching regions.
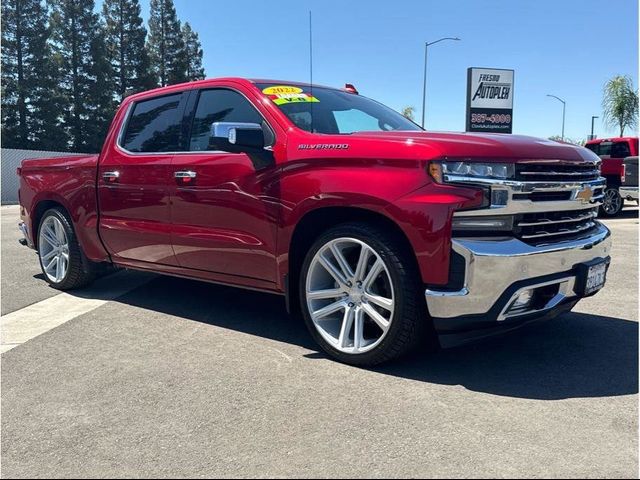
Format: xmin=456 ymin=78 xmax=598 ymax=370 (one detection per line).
xmin=17 ymin=78 xmax=611 ymax=366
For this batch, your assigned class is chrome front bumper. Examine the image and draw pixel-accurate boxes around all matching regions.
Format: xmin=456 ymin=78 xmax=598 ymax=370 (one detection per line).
xmin=426 ymin=222 xmax=611 ymax=325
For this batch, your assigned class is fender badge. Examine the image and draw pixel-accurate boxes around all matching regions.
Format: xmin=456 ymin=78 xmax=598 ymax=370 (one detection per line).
xmin=298 ymin=144 xmax=349 ymax=150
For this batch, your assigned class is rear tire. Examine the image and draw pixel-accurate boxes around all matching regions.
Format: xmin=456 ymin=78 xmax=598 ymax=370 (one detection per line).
xmin=600 ymin=187 xmax=623 ymax=217
xmin=299 ymin=222 xmax=429 ymax=366
xmin=37 ymin=208 xmax=96 ymax=290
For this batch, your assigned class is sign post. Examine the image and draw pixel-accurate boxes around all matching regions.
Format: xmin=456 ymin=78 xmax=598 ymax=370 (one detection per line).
xmin=466 ymin=67 xmax=514 ymax=133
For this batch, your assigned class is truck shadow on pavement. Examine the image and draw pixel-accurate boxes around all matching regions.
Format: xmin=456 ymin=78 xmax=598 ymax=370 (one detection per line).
xmin=108 ymin=273 xmax=638 ymax=402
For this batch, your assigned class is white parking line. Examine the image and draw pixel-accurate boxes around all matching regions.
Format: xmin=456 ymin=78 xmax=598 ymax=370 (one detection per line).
xmin=0 ymin=271 xmax=153 ymax=353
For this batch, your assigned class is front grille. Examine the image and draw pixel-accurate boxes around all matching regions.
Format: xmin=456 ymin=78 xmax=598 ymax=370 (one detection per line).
xmin=515 ymin=207 xmax=599 ymax=243
xmin=516 ymin=163 xmax=600 ymax=182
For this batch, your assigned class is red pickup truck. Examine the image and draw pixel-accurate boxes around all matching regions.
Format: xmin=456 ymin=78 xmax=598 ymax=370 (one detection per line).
xmin=17 ymin=78 xmax=611 ymax=366
xmin=585 ymin=137 xmax=639 ymax=216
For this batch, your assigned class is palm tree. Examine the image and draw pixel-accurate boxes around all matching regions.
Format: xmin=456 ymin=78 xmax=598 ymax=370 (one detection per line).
xmin=602 ymin=75 xmax=638 ymax=137
xmin=401 ymin=106 xmax=415 ymax=121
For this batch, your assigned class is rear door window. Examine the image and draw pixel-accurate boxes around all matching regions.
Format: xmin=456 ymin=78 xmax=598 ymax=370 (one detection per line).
xmin=121 ymin=93 xmax=184 ymax=153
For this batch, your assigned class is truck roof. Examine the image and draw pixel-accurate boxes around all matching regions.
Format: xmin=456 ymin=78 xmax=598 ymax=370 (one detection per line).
xmin=124 ymin=77 xmax=341 ymax=102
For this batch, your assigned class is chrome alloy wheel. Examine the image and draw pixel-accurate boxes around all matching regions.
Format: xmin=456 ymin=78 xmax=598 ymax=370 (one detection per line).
xmin=305 ymin=237 xmax=395 ymax=354
xmin=38 ymin=216 xmax=70 ymax=283
xmin=602 ymin=188 xmax=622 ymax=215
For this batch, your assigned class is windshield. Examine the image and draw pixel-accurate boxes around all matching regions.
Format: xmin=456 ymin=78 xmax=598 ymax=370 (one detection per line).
xmin=256 ymin=83 xmax=422 ymax=134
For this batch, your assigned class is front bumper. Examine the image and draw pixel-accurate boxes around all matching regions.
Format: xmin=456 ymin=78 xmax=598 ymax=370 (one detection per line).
xmin=426 ymin=222 xmax=611 ymax=345
xmin=619 ymin=186 xmax=639 ymax=201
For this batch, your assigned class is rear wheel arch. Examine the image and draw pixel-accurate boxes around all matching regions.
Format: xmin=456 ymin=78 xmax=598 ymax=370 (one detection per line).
xmin=32 ymin=199 xmax=67 ymax=243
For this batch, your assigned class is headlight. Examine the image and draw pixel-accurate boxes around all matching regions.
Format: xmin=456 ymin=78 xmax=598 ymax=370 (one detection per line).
xmin=429 ymin=161 xmax=515 ymax=184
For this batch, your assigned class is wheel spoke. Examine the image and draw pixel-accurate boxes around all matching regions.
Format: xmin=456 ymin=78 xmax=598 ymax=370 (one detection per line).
xmin=42 ymin=249 xmax=58 ymax=262
xmin=54 ymin=256 xmax=62 ymax=282
xmin=353 ymin=307 xmax=365 ymax=350
xmin=338 ymin=306 xmax=355 ymax=349
xmin=42 ymin=226 xmax=57 ymax=247
xmin=364 ymin=293 xmax=393 ymax=311
xmin=362 ymin=303 xmax=391 ymax=332
xmin=330 ymin=243 xmax=354 ymax=281
xmin=362 ymin=258 xmax=383 ymax=289
xmin=45 ymin=256 xmax=57 ymax=272
xmin=53 ymin=219 xmax=65 ymax=243
xmin=307 ymin=288 xmax=344 ymax=300
xmin=311 ymin=299 xmax=346 ymax=320
xmin=318 ymin=254 xmax=348 ymax=286
xmin=353 ymin=245 xmax=371 ymax=281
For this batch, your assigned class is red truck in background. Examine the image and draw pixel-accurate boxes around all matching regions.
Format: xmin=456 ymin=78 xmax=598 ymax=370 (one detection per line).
xmin=585 ymin=137 xmax=639 ymax=216
xmin=17 ymin=78 xmax=611 ymax=366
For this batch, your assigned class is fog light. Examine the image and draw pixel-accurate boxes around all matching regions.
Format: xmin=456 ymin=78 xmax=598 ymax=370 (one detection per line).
xmin=509 ymin=289 xmax=534 ymax=312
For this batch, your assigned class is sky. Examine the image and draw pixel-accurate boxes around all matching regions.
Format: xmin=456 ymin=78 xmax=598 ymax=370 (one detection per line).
xmin=134 ymin=0 xmax=638 ymax=140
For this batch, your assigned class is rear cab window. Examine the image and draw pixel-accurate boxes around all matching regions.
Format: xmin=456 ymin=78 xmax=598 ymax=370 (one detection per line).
xmin=586 ymin=140 xmax=631 ymax=158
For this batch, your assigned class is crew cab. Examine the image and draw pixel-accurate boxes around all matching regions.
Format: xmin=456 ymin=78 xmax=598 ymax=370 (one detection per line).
xmin=585 ymin=137 xmax=639 ymax=216
xmin=17 ymin=78 xmax=611 ymax=366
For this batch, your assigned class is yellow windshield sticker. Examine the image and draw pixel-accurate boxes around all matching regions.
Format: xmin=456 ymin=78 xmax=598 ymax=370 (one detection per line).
xmin=262 ymin=85 xmax=319 ymax=105
xmin=272 ymin=93 xmax=319 ymax=105
xmin=262 ymin=85 xmax=303 ymax=95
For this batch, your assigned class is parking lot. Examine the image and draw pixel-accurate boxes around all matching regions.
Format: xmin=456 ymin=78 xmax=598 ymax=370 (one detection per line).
xmin=1 ymin=204 xmax=637 ymax=478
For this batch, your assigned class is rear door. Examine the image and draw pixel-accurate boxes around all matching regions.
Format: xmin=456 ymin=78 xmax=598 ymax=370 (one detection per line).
xmin=98 ymin=91 xmax=189 ymax=265
xmin=169 ymin=87 xmax=280 ymax=285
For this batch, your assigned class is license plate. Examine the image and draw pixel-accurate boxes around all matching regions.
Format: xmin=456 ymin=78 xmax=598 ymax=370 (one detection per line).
xmin=584 ymin=262 xmax=607 ymax=295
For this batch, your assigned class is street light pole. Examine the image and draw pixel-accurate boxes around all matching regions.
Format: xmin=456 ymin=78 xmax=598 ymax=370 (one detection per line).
xmin=590 ymin=115 xmax=599 ymax=139
xmin=546 ymin=94 xmax=566 ymax=140
xmin=421 ymin=37 xmax=460 ymax=129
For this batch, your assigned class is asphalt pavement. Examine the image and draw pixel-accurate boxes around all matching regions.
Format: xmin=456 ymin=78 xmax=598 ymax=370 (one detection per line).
xmin=1 ymin=204 xmax=638 ymax=478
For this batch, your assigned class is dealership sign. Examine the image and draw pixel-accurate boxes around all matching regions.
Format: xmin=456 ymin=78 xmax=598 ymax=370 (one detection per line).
xmin=466 ymin=67 xmax=514 ymax=133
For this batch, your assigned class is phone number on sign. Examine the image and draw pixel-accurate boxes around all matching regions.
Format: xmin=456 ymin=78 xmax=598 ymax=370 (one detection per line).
xmin=471 ymin=113 xmax=512 ymax=124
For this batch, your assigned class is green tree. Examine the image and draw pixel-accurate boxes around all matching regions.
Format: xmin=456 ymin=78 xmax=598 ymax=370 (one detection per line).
xmin=147 ymin=0 xmax=187 ymax=87
xmin=602 ymin=75 xmax=639 ymax=137
xmin=49 ymin=0 xmax=116 ymax=152
xmin=1 ymin=0 xmax=66 ymax=150
xmin=102 ymin=0 xmax=155 ymax=100
xmin=401 ymin=106 xmax=415 ymax=121
xmin=182 ymin=22 xmax=205 ymax=81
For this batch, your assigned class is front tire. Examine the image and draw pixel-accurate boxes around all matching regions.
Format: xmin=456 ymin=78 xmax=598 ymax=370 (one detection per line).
xmin=37 ymin=208 xmax=95 ymax=290
xmin=600 ymin=187 xmax=623 ymax=217
xmin=299 ymin=222 xmax=427 ymax=366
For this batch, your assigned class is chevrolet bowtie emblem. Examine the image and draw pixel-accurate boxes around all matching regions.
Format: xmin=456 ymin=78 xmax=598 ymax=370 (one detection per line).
xmin=576 ymin=185 xmax=593 ymax=203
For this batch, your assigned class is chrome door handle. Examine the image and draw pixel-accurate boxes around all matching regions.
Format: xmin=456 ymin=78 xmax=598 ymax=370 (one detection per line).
xmin=174 ymin=170 xmax=197 ymax=185
xmin=174 ymin=171 xmax=197 ymax=179
xmin=102 ymin=171 xmax=120 ymax=183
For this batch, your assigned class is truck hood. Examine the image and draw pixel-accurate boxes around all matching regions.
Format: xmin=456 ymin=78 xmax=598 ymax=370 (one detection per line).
xmin=348 ymin=131 xmax=599 ymax=163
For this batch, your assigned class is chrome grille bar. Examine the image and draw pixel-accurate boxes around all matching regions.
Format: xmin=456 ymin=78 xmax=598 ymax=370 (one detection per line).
xmin=517 ymin=210 xmax=597 ymax=227
xmin=519 ymin=221 xmax=597 ymax=240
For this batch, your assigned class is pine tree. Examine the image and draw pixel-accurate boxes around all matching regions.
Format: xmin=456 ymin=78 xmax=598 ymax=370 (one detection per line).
xmin=147 ymin=0 xmax=187 ymax=87
xmin=182 ymin=22 xmax=205 ymax=82
xmin=102 ymin=0 xmax=155 ymax=100
xmin=49 ymin=0 xmax=116 ymax=152
xmin=1 ymin=0 xmax=66 ymax=150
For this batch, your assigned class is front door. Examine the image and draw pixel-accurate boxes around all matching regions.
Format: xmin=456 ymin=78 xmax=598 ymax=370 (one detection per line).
xmin=169 ymin=88 xmax=280 ymax=284
xmin=98 ymin=92 xmax=188 ymax=265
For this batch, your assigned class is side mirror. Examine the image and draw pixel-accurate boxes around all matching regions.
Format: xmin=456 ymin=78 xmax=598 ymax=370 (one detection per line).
xmin=210 ymin=122 xmax=265 ymax=153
